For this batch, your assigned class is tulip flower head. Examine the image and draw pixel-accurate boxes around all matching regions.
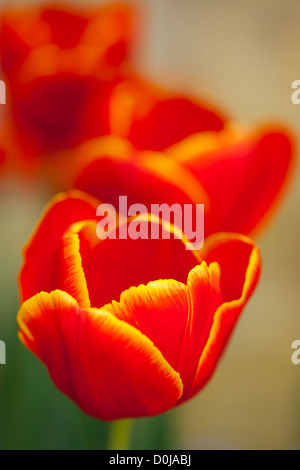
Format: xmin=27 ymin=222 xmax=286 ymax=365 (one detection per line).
xmin=69 ymin=118 xmax=294 ymax=242
xmin=17 ymin=191 xmax=261 ymax=420
xmin=0 ymin=3 xmax=135 ymax=160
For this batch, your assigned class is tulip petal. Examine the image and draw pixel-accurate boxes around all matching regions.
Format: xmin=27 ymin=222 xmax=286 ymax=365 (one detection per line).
xmin=12 ymin=74 xmax=113 ymax=154
xmin=0 ymin=22 xmax=30 ymax=78
xmin=41 ymin=9 xmax=89 ymax=49
xmin=55 ymin=222 xmax=91 ymax=309
xmin=19 ymin=191 xmax=99 ymax=302
xmin=73 ymin=137 xmax=209 ymax=210
xmin=110 ymin=79 xmax=225 ymax=151
xmin=17 ymin=290 xmax=183 ymax=420
xmin=79 ymin=217 xmax=198 ymax=309
xmin=83 ymin=4 xmax=134 ymax=67
xmin=104 ymin=279 xmax=189 ymax=373
xmin=177 ymin=261 xmax=223 ymax=392
xmin=185 ymin=233 xmax=261 ymax=400
xmin=170 ymin=127 xmax=294 ymax=236
xmin=103 ymin=261 xmax=223 ymax=393
xmin=0 ymin=3 xmax=134 ymax=78
xmin=128 ymin=97 xmax=225 ymax=151
xmin=200 ymin=233 xmax=261 ymax=302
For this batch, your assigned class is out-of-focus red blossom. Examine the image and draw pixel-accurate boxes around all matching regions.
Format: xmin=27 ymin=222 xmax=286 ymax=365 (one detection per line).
xmin=0 ymin=4 xmax=294 ymax=239
xmin=40 ymin=76 xmax=294 ymax=238
xmin=167 ymin=125 xmax=295 ymax=236
xmin=66 ymin=116 xmax=294 ymax=239
xmin=109 ymin=78 xmax=227 ymax=151
xmin=17 ymin=190 xmax=261 ymax=420
xmin=107 ymin=78 xmax=295 ymax=235
xmin=0 ymin=3 xmax=134 ymax=80
xmin=0 ymin=2 xmax=135 ymax=161
xmin=7 ymin=73 xmax=115 ymax=157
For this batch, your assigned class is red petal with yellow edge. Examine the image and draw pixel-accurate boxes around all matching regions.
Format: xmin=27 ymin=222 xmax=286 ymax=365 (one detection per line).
xmin=17 ymin=290 xmax=183 ymax=420
xmin=54 ymin=222 xmax=91 ymax=310
xmin=19 ymin=191 xmax=99 ymax=303
xmin=200 ymin=233 xmax=260 ymax=302
xmin=104 ymin=279 xmax=189 ymax=375
xmin=183 ymin=233 xmax=261 ymax=401
xmin=171 ymin=128 xmax=294 ymax=237
xmin=75 ymin=153 xmax=196 ymax=209
xmin=78 ymin=217 xmax=199 ymax=308
xmin=176 ymin=262 xmax=223 ymax=394
xmin=103 ymin=262 xmax=222 ymax=392
xmin=73 ymin=138 xmax=208 ymax=212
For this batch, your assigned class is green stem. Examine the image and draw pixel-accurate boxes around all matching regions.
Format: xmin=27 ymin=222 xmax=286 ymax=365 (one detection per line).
xmin=107 ymin=419 xmax=133 ymax=450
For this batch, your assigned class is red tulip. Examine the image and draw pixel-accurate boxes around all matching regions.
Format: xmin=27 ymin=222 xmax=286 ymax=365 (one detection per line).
xmin=18 ymin=191 xmax=261 ymax=420
xmin=70 ymin=115 xmax=294 ymax=240
xmin=0 ymin=3 xmax=135 ymax=159
xmin=109 ymin=78 xmax=226 ymax=151
xmin=0 ymin=3 xmax=134 ymax=81
xmin=166 ymin=124 xmax=295 ymax=237
xmin=108 ymin=78 xmax=295 ymax=235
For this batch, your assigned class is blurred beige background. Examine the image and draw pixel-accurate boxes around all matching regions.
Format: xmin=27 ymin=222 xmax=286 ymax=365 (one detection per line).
xmin=1 ymin=0 xmax=300 ymax=450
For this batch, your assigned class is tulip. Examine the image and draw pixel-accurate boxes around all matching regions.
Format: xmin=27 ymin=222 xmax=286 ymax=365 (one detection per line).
xmin=166 ymin=124 xmax=295 ymax=237
xmin=47 ymin=77 xmax=293 ymax=240
xmin=0 ymin=3 xmax=135 ymax=159
xmin=0 ymin=3 xmax=134 ymax=81
xmin=68 ymin=115 xmax=294 ymax=240
xmin=108 ymin=78 xmax=295 ymax=236
xmin=18 ymin=191 xmax=261 ymax=420
xmin=109 ymin=78 xmax=226 ymax=151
